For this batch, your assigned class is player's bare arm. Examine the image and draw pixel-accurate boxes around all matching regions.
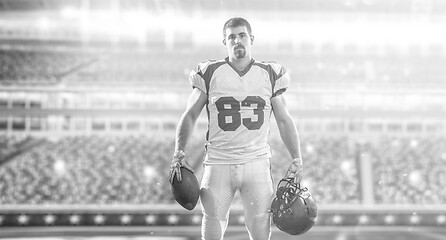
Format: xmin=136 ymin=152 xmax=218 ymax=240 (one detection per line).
xmin=271 ymin=93 xmax=303 ymax=182
xmin=169 ymin=88 xmax=207 ymax=183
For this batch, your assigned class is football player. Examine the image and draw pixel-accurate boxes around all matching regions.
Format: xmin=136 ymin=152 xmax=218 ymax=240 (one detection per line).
xmin=170 ymin=17 xmax=304 ymax=240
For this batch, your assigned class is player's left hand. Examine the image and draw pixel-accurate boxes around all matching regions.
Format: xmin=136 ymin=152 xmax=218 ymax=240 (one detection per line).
xmin=285 ymin=158 xmax=303 ymax=184
xmin=169 ymin=150 xmax=194 ymax=184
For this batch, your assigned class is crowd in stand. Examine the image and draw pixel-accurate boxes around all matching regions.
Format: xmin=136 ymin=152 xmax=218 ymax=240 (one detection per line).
xmin=368 ymin=137 xmax=446 ymax=204
xmin=1 ymin=48 xmax=445 ymax=87
xmin=0 ymin=134 xmax=207 ymax=205
xmin=2 ymin=134 xmax=444 ymax=205
xmin=0 ymin=135 xmax=172 ymax=204
xmin=0 ymin=135 xmax=32 ymax=163
xmin=65 ymin=52 xmax=199 ymax=85
xmin=269 ymin=134 xmax=360 ymax=204
xmin=0 ymin=50 xmax=93 ymax=85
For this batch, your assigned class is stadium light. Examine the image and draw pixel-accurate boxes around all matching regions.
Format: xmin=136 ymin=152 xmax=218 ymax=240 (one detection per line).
xmin=340 ymin=160 xmax=355 ymax=177
xmin=93 ymin=214 xmax=105 ymax=225
xmin=107 ymin=145 xmax=115 ymax=153
xmin=143 ymin=166 xmax=157 ymax=182
xmin=384 ymin=215 xmax=396 ymax=225
xmin=61 ymin=6 xmax=78 ymax=19
xmin=408 ymin=170 xmax=425 ymax=189
xmin=69 ymin=214 xmax=81 ymax=225
xmin=410 ymin=139 xmax=419 ymax=148
xmin=238 ymin=215 xmax=246 ymax=224
xmin=191 ymin=215 xmax=202 ymax=224
xmin=37 ymin=17 xmax=50 ymax=31
xmin=121 ymin=10 xmax=149 ymax=41
xmin=120 ymin=214 xmax=132 ymax=225
xmin=94 ymin=10 xmax=121 ymax=39
xmin=167 ymin=214 xmax=179 ymax=224
xmin=358 ymin=215 xmax=370 ymax=225
xmin=437 ymin=215 xmax=446 ymax=225
xmin=145 ymin=214 xmax=157 ymax=225
xmin=53 ymin=160 xmax=66 ymax=176
xmin=332 ymin=215 xmax=343 ymax=225
xmin=17 ymin=214 xmax=29 ymax=225
xmin=281 ymin=18 xmax=446 ymax=46
xmin=305 ymin=144 xmax=314 ymax=154
xmin=43 ymin=214 xmax=56 ymax=225
xmin=410 ymin=214 xmax=421 ymax=225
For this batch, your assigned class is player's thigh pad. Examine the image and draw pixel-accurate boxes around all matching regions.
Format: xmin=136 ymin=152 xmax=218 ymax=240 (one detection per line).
xmin=200 ymin=164 xmax=236 ymax=239
xmin=240 ymin=159 xmax=274 ymax=240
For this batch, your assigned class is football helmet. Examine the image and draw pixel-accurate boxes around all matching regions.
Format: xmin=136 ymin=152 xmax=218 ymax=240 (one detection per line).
xmin=270 ymin=177 xmax=317 ymax=235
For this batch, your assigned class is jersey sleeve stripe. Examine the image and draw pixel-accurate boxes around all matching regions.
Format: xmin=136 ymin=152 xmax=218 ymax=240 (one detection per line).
xmin=197 ymin=60 xmax=226 ymax=95
xmin=254 ymin=62 xmax=289 ymax=97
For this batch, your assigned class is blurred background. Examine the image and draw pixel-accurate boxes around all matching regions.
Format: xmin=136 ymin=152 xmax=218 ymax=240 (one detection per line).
xmin=0 ymin=0 xmax=445 ymax=239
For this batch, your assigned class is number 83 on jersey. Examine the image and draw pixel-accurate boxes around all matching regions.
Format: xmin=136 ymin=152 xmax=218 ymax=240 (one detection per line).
xmin=215 ymin=96 xmax=266 ymax=131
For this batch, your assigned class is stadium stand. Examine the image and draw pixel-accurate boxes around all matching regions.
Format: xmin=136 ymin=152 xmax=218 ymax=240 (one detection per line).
xmin=1 ymin=134 xmax=442 ymax=206
xmin=0 ymin=134 xmax=206 ymax=205
xmin=269 ymin=134 xmax=360 ymax=204
xmin=0 ymin=134 xmax=33 ymax=163
xmin=1 ymin=47 xmax=445 ymax=87
xmin=0 ymin=49 xmax=95 ymax=85
xmin=368 ymin=136 xmax=446 ymax=204
xmin=63 ymin=51 xmax=201 ymax=86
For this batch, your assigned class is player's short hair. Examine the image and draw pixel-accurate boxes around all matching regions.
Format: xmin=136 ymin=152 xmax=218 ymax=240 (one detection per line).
xmin=223 ymin=17 xmax=252 ymax=38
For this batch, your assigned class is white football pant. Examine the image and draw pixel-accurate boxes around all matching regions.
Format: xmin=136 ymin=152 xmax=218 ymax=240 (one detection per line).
xmin=200 ymin=159 xmax=274 ymax=240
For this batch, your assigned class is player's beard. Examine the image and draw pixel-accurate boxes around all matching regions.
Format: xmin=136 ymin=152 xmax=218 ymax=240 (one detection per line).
xmin=233 ymin=45 xmax=246 ymax=59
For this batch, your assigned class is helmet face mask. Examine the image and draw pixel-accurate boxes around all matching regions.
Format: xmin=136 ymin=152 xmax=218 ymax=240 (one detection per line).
xmin=271 ymin=177 xmax=318 ymax=235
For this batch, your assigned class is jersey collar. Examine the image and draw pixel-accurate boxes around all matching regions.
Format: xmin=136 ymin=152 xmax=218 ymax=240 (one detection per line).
xmin=225 ymin=57 xmax=255 ymax=77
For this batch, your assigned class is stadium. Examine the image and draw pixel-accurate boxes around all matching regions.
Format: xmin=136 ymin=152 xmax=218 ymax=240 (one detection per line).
xmin=0 ymin=0 xmax=445 ymax=239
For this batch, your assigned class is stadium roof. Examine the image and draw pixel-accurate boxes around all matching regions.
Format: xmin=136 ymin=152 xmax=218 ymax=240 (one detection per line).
xmin=0 ymin=0 xmax=445 ymax=14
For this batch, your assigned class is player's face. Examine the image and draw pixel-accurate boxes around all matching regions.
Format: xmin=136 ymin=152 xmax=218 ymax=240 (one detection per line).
xmin=224 ymin=26 xmax=253 ymax=59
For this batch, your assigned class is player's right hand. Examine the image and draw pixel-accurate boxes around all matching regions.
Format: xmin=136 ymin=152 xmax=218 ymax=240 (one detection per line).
xmin=169 ymin=150 xmax=194 ymax=184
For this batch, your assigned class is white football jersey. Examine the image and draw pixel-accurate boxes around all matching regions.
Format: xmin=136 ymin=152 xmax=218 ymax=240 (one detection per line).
xmin=189 ymin=57 xmax=290 ymax=164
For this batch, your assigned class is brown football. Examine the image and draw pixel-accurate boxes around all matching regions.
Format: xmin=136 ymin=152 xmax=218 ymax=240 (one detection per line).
xmin=170 ymin=167 xmax=200 ymax=210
